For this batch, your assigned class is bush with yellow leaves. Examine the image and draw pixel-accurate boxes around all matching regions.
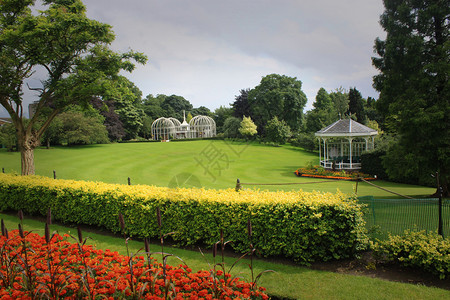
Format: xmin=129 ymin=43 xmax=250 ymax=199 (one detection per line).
xmin=0 ymin=173 xmax=368 ymax=264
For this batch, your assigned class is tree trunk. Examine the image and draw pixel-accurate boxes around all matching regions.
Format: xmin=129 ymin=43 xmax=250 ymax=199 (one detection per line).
xmin=21 ymin=146 xmax=35 ymax=175
xmin=18 ymin=132 xmax=39 ymax=176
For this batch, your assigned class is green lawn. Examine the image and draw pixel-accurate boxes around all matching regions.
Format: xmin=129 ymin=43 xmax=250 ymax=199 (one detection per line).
xmin=1 ymin=212 xmax=449 ymax=300
xmin=0 ymin=140 xmax=435 ymax=197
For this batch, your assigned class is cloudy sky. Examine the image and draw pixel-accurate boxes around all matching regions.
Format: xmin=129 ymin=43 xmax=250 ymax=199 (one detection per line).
xmin=1 ymin=0 xmax=386 ymax=117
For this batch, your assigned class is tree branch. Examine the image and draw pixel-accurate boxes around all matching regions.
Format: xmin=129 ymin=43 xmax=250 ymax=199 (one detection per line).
xmin=26 ymin=83 xmax=44 ymax=92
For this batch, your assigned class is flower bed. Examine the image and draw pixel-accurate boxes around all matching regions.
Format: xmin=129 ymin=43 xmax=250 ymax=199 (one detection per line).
xmin=294 ymin=166 xmax=376 ymax=181
xmin=0 ymin=229 xmax=268 ymax=299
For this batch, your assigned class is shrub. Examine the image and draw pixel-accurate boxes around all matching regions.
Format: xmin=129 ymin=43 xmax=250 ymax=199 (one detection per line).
xmin=371 ymin=230 xmax=450 ymax=279
xmin=0 ymin=173 xmax=368 ymax=264
xmin=290 ymin=132 xmax=318 ymax=152
xmin=360 ymin=149 xmax=388 ymax=180
xmin=264 ymin=117 xmax=291 ymax=145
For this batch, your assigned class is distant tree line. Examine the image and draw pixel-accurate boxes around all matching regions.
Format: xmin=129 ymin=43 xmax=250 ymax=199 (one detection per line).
xmin=1 ymin=0 xmax=446 ymax=194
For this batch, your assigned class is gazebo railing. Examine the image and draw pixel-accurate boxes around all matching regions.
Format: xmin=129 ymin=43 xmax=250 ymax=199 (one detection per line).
xmin=320 ymin=160 xmax=362 ymax=170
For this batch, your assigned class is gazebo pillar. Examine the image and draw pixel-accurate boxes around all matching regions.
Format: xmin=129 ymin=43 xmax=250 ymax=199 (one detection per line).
xmin=348 ymin=137 xmax=353 ymax=169
xmin=318 ymin=138 xmax=321 ymax=166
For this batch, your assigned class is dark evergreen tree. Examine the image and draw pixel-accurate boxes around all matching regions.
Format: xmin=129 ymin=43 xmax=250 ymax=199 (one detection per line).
xmin=232 ymin=89 xmax=251 ymax=119
xmin=372 ymin=0 xmax=450 ymax=195
xmin=347 ymin=87 xmax=365 ymax=123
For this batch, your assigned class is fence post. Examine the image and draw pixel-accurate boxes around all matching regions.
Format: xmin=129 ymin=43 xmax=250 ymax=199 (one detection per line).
xmin=235 ymin=178 xmax=241 ymax=192
xmin=53 ymin=170 xmax=56 ymax=179
xmin=2 ymin=168 xmax=4 ymax=173
xmin=128 ymin=177 xmax=131 ymax=185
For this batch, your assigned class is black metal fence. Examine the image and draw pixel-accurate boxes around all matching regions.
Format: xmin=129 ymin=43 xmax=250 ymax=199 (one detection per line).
xmin=357 ymin=196 xmax=450 ymax=240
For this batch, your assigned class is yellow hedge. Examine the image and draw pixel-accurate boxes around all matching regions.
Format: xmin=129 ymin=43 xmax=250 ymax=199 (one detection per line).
xmin=0 ymin=173 xmax=368 ymax=263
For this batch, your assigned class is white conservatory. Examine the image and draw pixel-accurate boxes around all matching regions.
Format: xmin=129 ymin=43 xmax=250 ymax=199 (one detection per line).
xmin=315 ymin=119 xmax=378 ymax=170
xmin=151 ymin=112 xmax=216 ymax=141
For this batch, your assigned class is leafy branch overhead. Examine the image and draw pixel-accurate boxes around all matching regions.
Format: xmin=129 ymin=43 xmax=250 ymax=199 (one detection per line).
xmin=0 ymin=0 xmax=147 ymax=175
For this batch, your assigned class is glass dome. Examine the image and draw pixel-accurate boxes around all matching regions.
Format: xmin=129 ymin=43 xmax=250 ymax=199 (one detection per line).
xmin=151 ymin=117 xmax=176 ymax=140
xmin=189 ymin=115 xmax=216 ymax=138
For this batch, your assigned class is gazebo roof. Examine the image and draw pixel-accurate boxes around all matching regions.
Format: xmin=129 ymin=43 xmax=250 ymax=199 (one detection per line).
xmin=315 ymin=119 xmax=378 ymax=138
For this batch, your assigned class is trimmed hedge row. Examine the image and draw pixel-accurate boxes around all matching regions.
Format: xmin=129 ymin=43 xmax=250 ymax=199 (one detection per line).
xmin=371 ymin=230 xmax=450 ymax=279
xmin=0 ymin=173 xmax=368 ymax=264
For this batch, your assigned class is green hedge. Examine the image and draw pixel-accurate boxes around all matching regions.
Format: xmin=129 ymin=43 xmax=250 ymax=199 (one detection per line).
xmin=360 ymin=149 xmax=388 ymax=180
xmin=0 ymin=173 xmax=368 ymax=264
xmin=371 ymin=230 xmax=450 ymax=279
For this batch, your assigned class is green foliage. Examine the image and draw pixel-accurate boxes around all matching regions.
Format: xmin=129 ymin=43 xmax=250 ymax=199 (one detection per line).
xmin=347 ymin=88 xmax=365 ymax=123
xmin=313 ymin=88 xmax=333 ymax=111
xmin=0 ymin=173 xmax=369 ymax=264
xmin=108 ymin=76 xmax=145 ymax=140
xmin=191 ymin=106 xmax=212 ymax=117
xmin=360 ymin=150 xmax=389 ymax=180
xmin=213 ymin=106 xmax=233 ymax=133
xmin=238 ymin=116 xmax=257 ymax=138
xmin=57 ymin=111 xmax=109 ymax=145
xmin=290 ymin=132 xmax=318 ymax=152
xmin=265 ymin=117 xmax=291 ymax=145
xmin=0 ymin=0 xmax=146 ymax=174
xmin=305 ymin=109 xmax=334 ymax=133
xmin=372 ymin=0 xmax=450 ymax=195
xmin=248 ymin=74 xmax=307 ymax=132
xmin=232 ymin=89 xmax=251 ymax=119
xmin=305 ymin=87 xmax=339 ymax=133
xmin=141 ymin=94 xmax=166 ymax=120
xmin=0 ymin=123 xmax=16 ymax=151
xmin=329 ymin=88 xmax=349 ymax=119
xmin=371 ymin=230 xmax=450 ymax=279
xmin=161 ymin=95 xmax=193 ymax=120
xmin=222 ymin=116 xmax=242 ymax=138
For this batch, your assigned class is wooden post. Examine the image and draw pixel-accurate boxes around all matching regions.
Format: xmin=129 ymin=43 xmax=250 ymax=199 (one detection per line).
xmin=438 ymin=186 xmax=443 ymax=237
xmin=53 ymin=170 xmax=56 ymax=179
xmin=235 ymin=178 xmax=241 ymax=192
xmin=2 ymin=168 xmax=4 ymax=173
xmin=128 ymin=177 xmax=131 ymax=185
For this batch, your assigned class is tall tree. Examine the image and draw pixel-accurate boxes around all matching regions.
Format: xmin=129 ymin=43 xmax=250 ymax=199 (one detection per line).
xmin=141 ymin=94 xmax=166 ymax=120
xmin=213 ymin=105 xmax=233 ymax=133
xmin=91 ymin=98 xmax=126 ymax=142
xmin=161 ymin=95 xmax=193 ymax=120
xmin=372 ymin=0 xmax=450 ymax=195
xmin=232 ymin=89 xmax=251 ymax=118
xmin=248 ymin=74 xmax=307 ymax=132
xmin=347 ymin=87 xmax=366 ymax=123
xmin=110 ymin=76 xmax=145 ymax=140
xmin=0 ymin=0 xmax=146 ymax=175
xmin=191 ymin=106 xmax=212 ymax=117
xmin=305 ymin=87 xmax=336 ymax=133
xmin=330 ymin=87 xmax=349 ymax=119
xmin=313 ymin=88 xmax=333 ymax=111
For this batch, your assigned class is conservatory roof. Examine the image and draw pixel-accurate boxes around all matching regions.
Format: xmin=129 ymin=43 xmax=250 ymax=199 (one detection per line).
xmin=315 ymin=119 xmax=378 ymax=138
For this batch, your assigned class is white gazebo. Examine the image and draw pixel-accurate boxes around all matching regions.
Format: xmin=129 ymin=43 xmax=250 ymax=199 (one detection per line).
xmin=315 ymin=119 xmax=378 ymax=170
